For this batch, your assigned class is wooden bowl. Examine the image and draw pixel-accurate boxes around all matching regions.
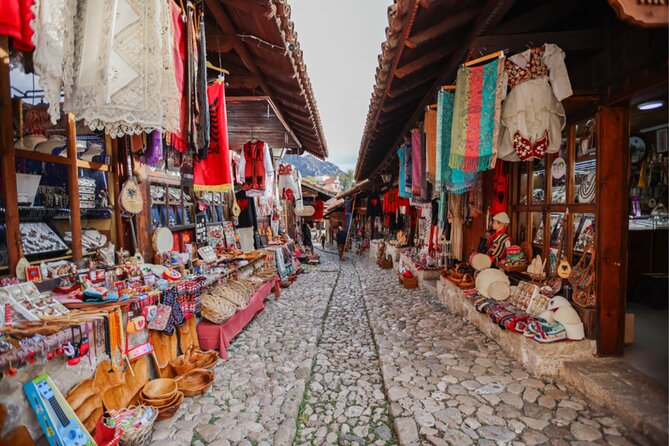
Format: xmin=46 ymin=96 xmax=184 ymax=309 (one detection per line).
xmin=141 ymin=378 xmax=177 ymax=400
xmin=140 ymin=390 xmax=179 ymax=408
xmin=191 ymin=350 xmax=219 ymax=369
xmin=176 ymin=369 xmax=215 ymax=397
xmin=155 ymin=392 xmax=184 ymax=421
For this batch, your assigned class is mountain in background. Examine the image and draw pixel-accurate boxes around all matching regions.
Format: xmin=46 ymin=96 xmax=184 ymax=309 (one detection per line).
xmin=282 ymin=154 xmax=345 ymax=177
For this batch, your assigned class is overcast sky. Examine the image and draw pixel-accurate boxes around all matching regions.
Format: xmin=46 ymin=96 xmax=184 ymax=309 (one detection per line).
xmin=290 ymin=0 xmax=391 ymax=172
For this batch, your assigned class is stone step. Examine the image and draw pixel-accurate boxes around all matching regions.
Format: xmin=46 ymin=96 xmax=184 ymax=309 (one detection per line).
xmin=561 ymin=358 xmax=669 ymax=445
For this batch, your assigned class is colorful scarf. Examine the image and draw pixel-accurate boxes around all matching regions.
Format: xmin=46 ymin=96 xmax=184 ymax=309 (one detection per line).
xmin=194 ymin=81 xmax=232 ymax=191
xmin=398 ymin=142 xmax=412 ymax=197
xmin=436 ymin=90 xmax=476 ymax=194
xmin=411 ymin=129 xmax=423 ymax=198
xmin=424 ymin=108 xmax=437 ymax=184
xmin=449 ymin=56 xmax=505 ymax=172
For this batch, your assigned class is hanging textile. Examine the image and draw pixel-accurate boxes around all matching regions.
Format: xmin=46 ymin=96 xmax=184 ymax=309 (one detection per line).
xmin=140 ymin=130 xmax=163 ymax=167
xmin=1 ymin=0 xmax=34 ymax=51
xmin=278 ymin=163 xmax=300 ymax=200
xmin=31 ymin=0 xmax=76 ymax=124
xmin=448 ymin=193 xmax=464 ymax=261
xmin=498 ymin=44 xmax=572 ymax=162
xmin=195 ymin=10 xmax=210 ymax=157
xmin=411 ymin=129 xmax=423 ymax=198
xmin=397 ymin=143 xmax=412 ymax=198
xmin=313 ymin=200 xmax=324 ymax=221
xmin=449 ymin=56 xmax=506 ymax=172
xmin=169 ymin=0 xmax=188 ymax=152
xmin=491 ymin=161 xmax=508 ymax=214
xmin=424 ymin=108 xmax=438 ymax=184
xmin=63 ymin=0 xmax=180 ymax=137
xmin=194 ymin=81 xmax=232 ymax=191
xmin=436 ymin=90 xmax=477 ymax=194
xmin=239 ymin=141 xmax=274 ymax=197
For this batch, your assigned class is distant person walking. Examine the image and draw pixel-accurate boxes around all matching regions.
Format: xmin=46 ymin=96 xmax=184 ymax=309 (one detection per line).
xmin=336 ymin=225 xmax=347 ymax=261
xmin=320 ymin=231 xmax=326 ymax=250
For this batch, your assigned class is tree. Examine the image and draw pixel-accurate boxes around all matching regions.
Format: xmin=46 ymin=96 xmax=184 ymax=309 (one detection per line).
xmin=340 ymin=169 xmax=355 ymax=191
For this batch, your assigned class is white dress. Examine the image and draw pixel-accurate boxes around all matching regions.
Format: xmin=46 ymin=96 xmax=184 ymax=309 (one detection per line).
xmin=498 ymin=44 xmax=573 ymax=162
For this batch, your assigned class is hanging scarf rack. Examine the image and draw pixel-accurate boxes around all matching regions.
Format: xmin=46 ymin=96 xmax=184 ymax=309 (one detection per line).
xmin=463 ymin=49 xmax=506 ymax=67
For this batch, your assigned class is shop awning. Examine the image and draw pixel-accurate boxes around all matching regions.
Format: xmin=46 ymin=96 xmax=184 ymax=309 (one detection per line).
xmin=354 ymin=0 xmax=621 ymax=181
xmin=301 ymin=178 xmax=337 ymax=201
xmin=205 ymin=0 xmax=328 ymax=158
xmin=227 ymin=96 xmax=300 ymax=152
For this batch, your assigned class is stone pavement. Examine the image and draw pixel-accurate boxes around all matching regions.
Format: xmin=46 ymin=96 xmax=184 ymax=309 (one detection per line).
xmin=153 ymin=251 xmax=652 ymax=446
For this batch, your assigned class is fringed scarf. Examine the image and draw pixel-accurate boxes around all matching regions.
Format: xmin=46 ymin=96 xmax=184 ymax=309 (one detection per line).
xmin=449 ymin=56 xmax=505 ymax=172
xmin=397 ymin=145 xmax=411 ymax=198
xmin=436 ymin=90 xmax=476 ymax=194
xmin=411 ymin=129 xmax=422 ymax=198
xmin=424 ymin=108 xmax=437 ymax=184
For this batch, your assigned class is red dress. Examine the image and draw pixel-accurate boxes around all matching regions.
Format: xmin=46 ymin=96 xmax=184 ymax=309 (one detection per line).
xmin=243 ymin=140 xmax=266 ymax=192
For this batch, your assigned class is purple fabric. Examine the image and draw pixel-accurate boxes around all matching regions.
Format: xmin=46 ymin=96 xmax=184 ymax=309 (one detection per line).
xmin=411 ymin=129 xmax=422 ymax=197
xmin=141 ymin=130 xmax=163 ymax=167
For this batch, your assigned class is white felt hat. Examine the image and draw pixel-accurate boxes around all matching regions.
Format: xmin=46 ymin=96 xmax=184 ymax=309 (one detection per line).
xmin=475 ymin=268 xmax=510 ymax=298
xmin=553 ymin=306 xmax=581 ymax=325
xmin=470 ymin=252 xmax=492 ymax=271
xmin=488 ymin=281 xmax=511 ymax=301
xmin=548 ymin=295 xmax=571 ymax=310
xmin=539 ymin=310 xmax=556 ymax=323
xmin=493 ymin=212 xmax=510 ymax=224
xmin=562 ymin=322 xmax=585 ymax=340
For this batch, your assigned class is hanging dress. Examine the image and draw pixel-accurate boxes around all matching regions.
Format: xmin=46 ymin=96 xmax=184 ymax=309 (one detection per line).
xmin=498 ymin=44 xmax=573 ymax=162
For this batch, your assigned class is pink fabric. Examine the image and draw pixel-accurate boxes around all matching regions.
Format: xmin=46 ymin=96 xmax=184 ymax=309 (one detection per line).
xmin=465 ymin=67 xmax=483 ymax=167
xmin=411 ymin=129 xmax=422 ymax=196
xmin=197 ymin=276 xmax=280 ymax=359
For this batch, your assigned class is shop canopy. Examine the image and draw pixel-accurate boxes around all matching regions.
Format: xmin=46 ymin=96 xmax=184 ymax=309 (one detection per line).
xmin=354 ymin=0 xmax=668 ymax=182
xmin=301 ymin=179 xmax=337 ymax=201
xmin=205 ymin=0 xmax=327 ymax=158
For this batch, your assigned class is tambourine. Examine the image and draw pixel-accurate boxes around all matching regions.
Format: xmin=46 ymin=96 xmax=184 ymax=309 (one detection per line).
xmin=152 ymin=227 xmax=173 ymax=254
xmin=162 ymin=269 xmax=182 ymax=280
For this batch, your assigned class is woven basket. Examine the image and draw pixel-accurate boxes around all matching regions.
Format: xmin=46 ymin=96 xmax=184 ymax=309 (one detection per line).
xmin=112 ymin=405 xmax=158 ymax=446
xmin=201 ymin=294 xmax=237 ymax=324
xmin=176 ymin=368 xmax=215 ymax=397
xmin=379 ymin=257 xmax=393 ymax=269
xmin=496 ymin=261 xmax=528 ymax=273
xmin=401 ymin=276 xmax=418 ymax=289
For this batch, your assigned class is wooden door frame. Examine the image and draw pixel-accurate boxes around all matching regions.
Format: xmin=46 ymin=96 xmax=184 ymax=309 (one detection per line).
xmin=595 ymin=105 xmax=630 ymax=356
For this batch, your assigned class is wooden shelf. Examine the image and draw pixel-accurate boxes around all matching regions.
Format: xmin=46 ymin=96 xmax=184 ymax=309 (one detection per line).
xmin=15 ymin=148 xmax=69 ymax=165
xmin=171 ymin=224 xmax=195 ymax=231
xmin=149 ymin=172 xmax=182 ymax=185
xmin=77 ymin=159 xmax=111 ymax=171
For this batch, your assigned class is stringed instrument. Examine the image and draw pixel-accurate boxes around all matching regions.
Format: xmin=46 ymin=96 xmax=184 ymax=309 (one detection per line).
xmin=119 ymin=176 xmax=145 ymax=263
xmin=554 ymin=210 xmax=572 ymax=279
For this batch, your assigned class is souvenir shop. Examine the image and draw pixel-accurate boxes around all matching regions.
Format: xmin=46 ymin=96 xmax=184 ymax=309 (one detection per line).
xmin=0 ymin=0 xmax=325 ymax=443
xmin=355 ymin=0 xmax=668 ymax=391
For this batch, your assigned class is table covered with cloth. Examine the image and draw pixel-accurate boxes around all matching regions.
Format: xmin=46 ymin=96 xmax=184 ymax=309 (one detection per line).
xmin=197 ymin=276 xmax=280 ymax=358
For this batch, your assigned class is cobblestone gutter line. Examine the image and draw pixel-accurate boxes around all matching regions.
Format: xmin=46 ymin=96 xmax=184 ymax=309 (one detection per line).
xmin=150 ymin=255 xmax=340 ymax=446
xmin=353 ymin=255 xmax=650 ymax=446
xmin=294 ymin=259 xmax=398 ymax=446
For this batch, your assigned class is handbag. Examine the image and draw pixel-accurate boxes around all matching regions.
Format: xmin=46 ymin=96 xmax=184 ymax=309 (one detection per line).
xmin=126 ymin=316 xmax=146 ymax=334
xmin=148 ymin=304 xmax=172 ymax=331
xmin=569 ymin=244 xmax=596 ymax=308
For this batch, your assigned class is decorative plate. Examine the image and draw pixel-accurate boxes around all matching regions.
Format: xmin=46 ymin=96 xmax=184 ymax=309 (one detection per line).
xmin=630 ymin=136 xmax=647 ymax=164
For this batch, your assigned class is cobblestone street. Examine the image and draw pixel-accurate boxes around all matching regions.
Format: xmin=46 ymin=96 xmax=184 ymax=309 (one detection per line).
xmin=153 ymin=251 xmax=651 ymax=446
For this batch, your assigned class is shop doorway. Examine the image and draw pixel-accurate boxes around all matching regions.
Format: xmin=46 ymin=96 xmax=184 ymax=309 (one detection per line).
xmin=624 ymin=88 xmax=669 ymax=389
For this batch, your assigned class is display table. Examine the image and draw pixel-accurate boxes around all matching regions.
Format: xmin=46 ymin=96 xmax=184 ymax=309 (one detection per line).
xmin=399 ymin=253 xmax=442 ymax=287
xmin=385 ymin=244 xmax=407 ymax=268
xmin=369 ymin=240 xmax=384 ymax=261
xmin=437 ymin=279 xmax=595 ymax=377
xmin=197 ymin=276 xmax=280 ymax=359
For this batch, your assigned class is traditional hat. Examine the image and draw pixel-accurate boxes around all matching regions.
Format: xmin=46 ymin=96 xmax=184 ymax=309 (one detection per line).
xmin=493 ymin=212 xmax=510 ymax=224
xmin=475 ymin=268 xmax=510 ymax=298
xmin=547 ymin=295 xmax=571 ymax=310
xmin=469 ymin=253 xmax=491 ymax=271
xmin=488 ymin=281 xmax=511 ymax=301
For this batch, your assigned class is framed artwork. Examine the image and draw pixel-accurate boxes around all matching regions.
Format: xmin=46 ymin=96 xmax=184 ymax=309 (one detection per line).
xmin=657 ymin=127 xmax=668 ymax=153
xmin=26 ymin=266 xmax=41 ymax=282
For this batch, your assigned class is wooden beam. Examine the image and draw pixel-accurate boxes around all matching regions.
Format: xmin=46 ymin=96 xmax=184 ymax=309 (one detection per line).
xmin=596 ymin=106 xmax=629 ymax=356
xmin=205 ymin=0 xmax=304 ymax=152
xmin=388 ymin=67 xmax=441 ymax=98
xmin=0 ymin=37 xmax=20 ymax=274
xmin=382 ymin=93 xmax=422 ymax=114
xmin=66 ymin=113 xmax=82 ymax=261
xmin=394 ymin=45 xmax=454 ymax=79
xmin=406 ymin=8 xmax=478 ymax=48
xmin=226 ymin=74 xmax=262 ymax=90
xmin=206 ymin=32 xmax=236 ymax=53
xmin=472 ymin=30 xmax=607 ymax=53
xmin=493 ymin=0 xmax=584 ymax=34
xmin=219 ymin=0 xmax=268 ymax=15
xmin=360 ymin=0 xmax=517 ymax=181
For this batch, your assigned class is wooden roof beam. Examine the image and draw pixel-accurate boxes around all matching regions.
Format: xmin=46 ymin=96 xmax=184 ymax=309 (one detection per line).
xmin=382 ymin=93 xmax=422 ymax=114
xmin=472 ymin=29 xmax=607 ymax=53
xmin=360 ymin=0 xmax=517 ymax=181
xmin=225 ymin=74 xmax=262 ymax=90
xmin=493 ymin=0 xmax=585 ymax=34
xmin=388 ymin=67 xmax=441 ymax=98
xmin=221 ymin=0 xmax=269 ymax=15
xmin=394 ymin=45 xmax=455 ymax=78
xmin=206 ymin=32 xmax=236 ymax=53
xmin=205 ymin=0 xmax=303 ymax=149
xmin=406 ymin=8 xmax=479 ymax=48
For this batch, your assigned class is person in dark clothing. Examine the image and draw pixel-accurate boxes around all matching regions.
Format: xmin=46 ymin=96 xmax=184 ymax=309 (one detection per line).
xmin=320 ymin=231 xmax=326 ymax=250
xmin=301 ymin=221 xmax=313 ymax=252
xmin=336 ymin=225 xmax=347 ymax=261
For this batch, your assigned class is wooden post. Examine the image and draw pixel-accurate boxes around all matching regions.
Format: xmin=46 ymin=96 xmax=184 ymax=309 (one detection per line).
xmin=0 ymin=36 xmax=20 ymax=274
xmin=596 ymin=106 xmax=629 ymax=356
xmin=66 ymin=113 xmax=82 ymax=261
